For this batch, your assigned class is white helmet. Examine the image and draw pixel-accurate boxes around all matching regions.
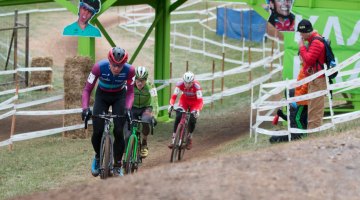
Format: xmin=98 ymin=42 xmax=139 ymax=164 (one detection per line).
xmin=183 ymin=71 xmax=195 ymax=83
xmin=135 ymin=66 xmax=149 ymax=79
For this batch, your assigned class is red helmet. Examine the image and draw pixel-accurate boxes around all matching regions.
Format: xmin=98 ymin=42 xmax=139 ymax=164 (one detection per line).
xmin=108 ymin=47 xmax=128 ymax=67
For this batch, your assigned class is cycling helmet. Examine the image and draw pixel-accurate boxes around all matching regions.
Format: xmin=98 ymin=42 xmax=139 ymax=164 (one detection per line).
xmin=135 ymin=66 xmax=149 ymax=79
xmin=108 ymin=47 xmax=128 ymax=67
xmin=183 ymin=71 xmax=195 ymax=83
xmin=80 ymin=0 xmax=100 ymax=14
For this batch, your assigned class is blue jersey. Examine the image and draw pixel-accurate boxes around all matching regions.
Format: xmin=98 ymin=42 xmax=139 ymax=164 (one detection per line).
xmin=82 ymin=59 xmax=135 ymax=109
xmin=96 ymin=59 xmax=131 ymax=92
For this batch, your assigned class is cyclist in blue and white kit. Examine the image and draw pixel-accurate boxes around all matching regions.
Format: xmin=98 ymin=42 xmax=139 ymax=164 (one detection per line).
xmin=81 ymin=47 xmax=135 ymax=177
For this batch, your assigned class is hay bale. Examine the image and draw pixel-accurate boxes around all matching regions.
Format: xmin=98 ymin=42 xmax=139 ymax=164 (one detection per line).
xmin=29 ymin=57 xmax=53 ymax=89
xmin=63 ymin=56 xmax=94 ymax=138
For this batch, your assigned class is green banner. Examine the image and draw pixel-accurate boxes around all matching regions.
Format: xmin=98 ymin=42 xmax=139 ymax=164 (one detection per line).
xmin=283 ymin=7 xmax=360 ymax=94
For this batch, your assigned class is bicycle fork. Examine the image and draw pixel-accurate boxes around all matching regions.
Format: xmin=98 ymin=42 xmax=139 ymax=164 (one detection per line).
xmin=124 ymin=135 xmax=138 ymax=164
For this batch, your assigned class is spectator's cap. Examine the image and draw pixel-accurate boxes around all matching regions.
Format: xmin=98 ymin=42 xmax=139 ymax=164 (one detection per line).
xmin=297 ymin=19 xmax=313 ymax=33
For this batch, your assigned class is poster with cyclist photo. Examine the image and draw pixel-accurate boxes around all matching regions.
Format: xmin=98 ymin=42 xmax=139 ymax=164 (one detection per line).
xmin=266 ymin=0 xmax=295 ymax=32
xmin=63 ymin=0 xmax=102 ymax=37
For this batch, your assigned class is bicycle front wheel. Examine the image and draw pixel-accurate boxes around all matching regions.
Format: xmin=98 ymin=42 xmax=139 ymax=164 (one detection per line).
xmin=170 ymin=124 xmax=182 ymax=163
xmin=178 ymin=126 xmax=188 ymax=161
xmin=124 ymin=136 xmax=135 ymax=174
xmin=100 ymin=134 xmax=111 ymax=179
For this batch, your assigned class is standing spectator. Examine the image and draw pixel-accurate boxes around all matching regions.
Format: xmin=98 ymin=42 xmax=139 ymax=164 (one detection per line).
xmin=297 ymin=19 xmax=326 ymax=130
xmin=270 ymin=56 xmax=309 ymax=143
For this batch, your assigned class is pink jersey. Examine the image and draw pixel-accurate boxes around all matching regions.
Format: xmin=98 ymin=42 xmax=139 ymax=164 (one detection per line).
xmin=170 ymin=80 xmax=203 ymax=112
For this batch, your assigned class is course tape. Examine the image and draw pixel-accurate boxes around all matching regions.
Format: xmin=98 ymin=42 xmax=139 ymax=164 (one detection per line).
xmin=0 ymin=95 xmax=18 ymax=111
xmin=0 ymin=122 xmax=92 ymax=148
xmin=0 ymin=110 xmax=16 ymax=120
xmin=252 ymin=52 xmax=360 ymax=138
xmin=15 ymin=95 xmax=63 ymax=109
xmin=16 ymin=108 xmax=81 ymax=116
xmin=0 ymin=67 xmax=52 ymax=75
xmin=154 ymin=52 xmax=283 ymax=90
xmin=0 ymin=84 xmax=52 ymax=96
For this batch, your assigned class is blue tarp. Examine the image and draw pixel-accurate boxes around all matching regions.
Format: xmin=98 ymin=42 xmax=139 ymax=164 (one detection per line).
xmin=216 ymin=8 xmax=266 ymax=42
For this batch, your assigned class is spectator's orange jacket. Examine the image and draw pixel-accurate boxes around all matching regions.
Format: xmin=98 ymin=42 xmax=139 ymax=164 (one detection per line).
xmin=295 ymin=66 xmax=309 ymax=105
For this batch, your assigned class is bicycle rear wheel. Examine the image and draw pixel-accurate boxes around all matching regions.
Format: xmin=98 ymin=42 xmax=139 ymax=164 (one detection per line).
xmin=100 ymin=134 xmax=111 ymax=179
xmin=124 ymin=136 xmax=135 ymax=174
xmin=170 ymin=124 xmax=182 ymax=162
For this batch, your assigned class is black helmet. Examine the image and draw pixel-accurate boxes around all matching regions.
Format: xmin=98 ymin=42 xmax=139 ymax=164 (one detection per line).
xmin=80 ymin=0 xmax=100 ymax=14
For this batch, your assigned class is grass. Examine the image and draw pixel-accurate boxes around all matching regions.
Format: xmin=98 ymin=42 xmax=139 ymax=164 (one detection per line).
xmin=1 ymin=107 xmax=359 ymax=200
xmin=1 ymin=1 xmax=358 ymax=199
xmin=0 ymin=136 xmax=93 ymax=199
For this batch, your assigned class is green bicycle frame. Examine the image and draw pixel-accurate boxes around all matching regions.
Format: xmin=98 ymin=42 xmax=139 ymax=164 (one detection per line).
xmin=124 ymin=122 xmax=140 ymax=162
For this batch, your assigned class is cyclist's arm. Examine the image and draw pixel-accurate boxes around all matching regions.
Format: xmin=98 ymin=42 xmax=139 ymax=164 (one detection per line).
xmin=194 ymin=81 xmax=204 ymax=111
xmin=125 ymin=66 xmax=135 ymax=110
xmin=149 ymin=81 xmax=159 ymax=117
xmin=170 ymin=85 xmax=181 ymax=106
xmin=81 ymin=64 xmax=100 ymax=109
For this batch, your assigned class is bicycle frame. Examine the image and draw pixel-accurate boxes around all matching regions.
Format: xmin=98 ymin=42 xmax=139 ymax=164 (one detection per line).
xmin=170 ymin=108 xmax=191 ymax=162
xmin=124 ymin=119 xmax=150 ymax=174
xmin=85 ymin=113 xmax=123 ymax=179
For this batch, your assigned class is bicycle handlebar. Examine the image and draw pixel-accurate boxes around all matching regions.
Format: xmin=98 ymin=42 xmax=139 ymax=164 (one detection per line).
xmin=84 ymin=114 xmax=125 ymax=130
xmin=168 ymin=108 xmax=191 ymax=119
xmin=131 ymin=119 xmax=150 ymax=124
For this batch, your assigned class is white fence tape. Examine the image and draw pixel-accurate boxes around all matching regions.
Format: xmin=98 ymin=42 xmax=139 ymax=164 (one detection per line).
xmin=0 ymin=70 xmax=17 ymax=75
xmin=0 ymin=95 xmax=17 ymax=109
xmin=0 ymin=122 xmax=92 ymax=147
xmin=0 ymin=8 xmax=67 ymax=17
xmin=15 ymin=95 xmax=62 ymax=109
xmin=252 ymin=52 xmax=360 ymax=140
xmin=0 ymin=110 xmax=15 ymax=120
xmin=16 ymin=108 xmax=81 ymax=116
xmin=0 ymin=67 xmax=52 ymax=76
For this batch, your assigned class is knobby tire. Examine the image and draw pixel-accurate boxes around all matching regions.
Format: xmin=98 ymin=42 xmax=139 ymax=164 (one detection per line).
xmin=100 ymin=134 xmax=111 ymax=179
xmin=170 ymin=124 xmax=183 ymax=162
xmin=124 ymin=136 xmax=135 ymax=174
xmin=179 ymin=125 xmax=188 ymax=160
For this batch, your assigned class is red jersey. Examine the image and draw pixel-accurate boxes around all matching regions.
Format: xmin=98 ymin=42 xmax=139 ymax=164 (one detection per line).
xmin=170 ymin=80 xmax=203 ymax=112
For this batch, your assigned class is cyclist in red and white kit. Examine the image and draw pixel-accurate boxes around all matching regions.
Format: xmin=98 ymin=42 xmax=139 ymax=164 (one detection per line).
xmin=167 ymin=71 xmax=203 ymax=150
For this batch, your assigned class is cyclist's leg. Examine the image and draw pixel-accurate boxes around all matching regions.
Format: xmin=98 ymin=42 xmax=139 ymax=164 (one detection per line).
xmin=168 ymin=108 xmax=182 ymax=148
xmin=140 ymin=107 xmax=152 ymax=137
xmin=112 ymin=89 xmax=126 ymax=176
xmin=92 ymin=88 xmax=111 ymax=156
xmin=140 ymin=107 xmax=153 ymax=157
xmin=91 ymin=88 xmax=110 ymax=175
xmin=187 ymin=106 xmax=198 ymax=150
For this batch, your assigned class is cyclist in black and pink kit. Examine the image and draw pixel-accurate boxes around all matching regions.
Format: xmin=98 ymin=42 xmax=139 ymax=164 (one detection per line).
xmin=81 ymin=47 xmax=135 ymax=177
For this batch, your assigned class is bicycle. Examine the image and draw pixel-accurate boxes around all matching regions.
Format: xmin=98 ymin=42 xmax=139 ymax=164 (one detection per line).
xmin=85 ymin=112 xmax=124 ymax=179
xmin=168 ymin=107 xmax=191 ymax=163
xmin=123 ymin=118 xmax=152 ymax=174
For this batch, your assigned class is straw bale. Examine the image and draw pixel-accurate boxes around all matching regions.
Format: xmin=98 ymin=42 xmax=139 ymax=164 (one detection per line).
xmin=63 ymin=56 xmax=94 ymax=138
xmin=29 ymin=57 xmax=53 ymax=90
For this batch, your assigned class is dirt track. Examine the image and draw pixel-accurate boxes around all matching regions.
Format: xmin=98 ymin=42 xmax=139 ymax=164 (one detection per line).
xmin=4 ymin=7 xmax=360 ymax=200
xmin=11 ymin=113 xmax=360 ymax=200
